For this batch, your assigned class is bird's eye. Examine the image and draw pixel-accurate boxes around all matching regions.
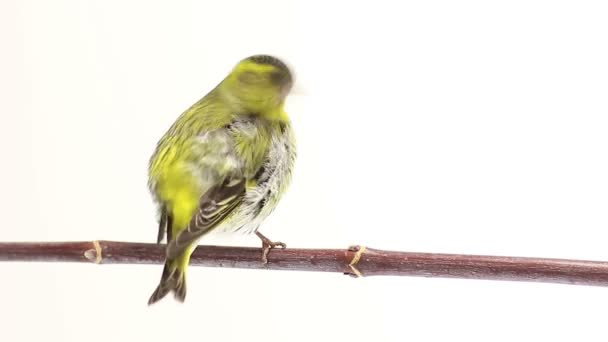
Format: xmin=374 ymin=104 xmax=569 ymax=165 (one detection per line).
xmin=269 ymin=71 xmax=286 ymax=85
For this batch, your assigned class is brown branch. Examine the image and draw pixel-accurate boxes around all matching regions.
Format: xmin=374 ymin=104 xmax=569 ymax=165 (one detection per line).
xmin=2 ymin=240 xmax=608 ymax=287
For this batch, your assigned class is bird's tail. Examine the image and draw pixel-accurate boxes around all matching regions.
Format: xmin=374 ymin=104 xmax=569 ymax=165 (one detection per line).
xmin=148 ymin=258 xmax=187 ymax=305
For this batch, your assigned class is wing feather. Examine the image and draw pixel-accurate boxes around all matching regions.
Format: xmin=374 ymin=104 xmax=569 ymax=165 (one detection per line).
xmin=166 ymin=178 xmax=246 ymax=259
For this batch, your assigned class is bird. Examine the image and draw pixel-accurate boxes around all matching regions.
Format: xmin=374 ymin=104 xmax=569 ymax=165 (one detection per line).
xmin=147 ymin=55 xmax=297 ymax=305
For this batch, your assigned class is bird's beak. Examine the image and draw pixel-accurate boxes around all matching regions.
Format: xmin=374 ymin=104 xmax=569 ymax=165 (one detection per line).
xmin=271 ymin=54 xmax=307 ymax=96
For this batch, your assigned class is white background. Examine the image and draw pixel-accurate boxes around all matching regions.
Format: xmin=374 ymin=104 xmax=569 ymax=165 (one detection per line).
xmin=1 ymin=0 xmax=608 ymax=341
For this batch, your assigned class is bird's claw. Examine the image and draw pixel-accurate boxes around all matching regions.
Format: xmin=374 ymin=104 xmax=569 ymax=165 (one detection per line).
xmin=256 ymin=231 xmax=286 ymax=264
xmin=261 ymin=240 xmax=286 ymax=264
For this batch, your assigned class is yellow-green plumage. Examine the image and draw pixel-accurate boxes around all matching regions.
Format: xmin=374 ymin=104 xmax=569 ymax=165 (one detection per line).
xmin=147 ymin=55 xmax=296 ymax=304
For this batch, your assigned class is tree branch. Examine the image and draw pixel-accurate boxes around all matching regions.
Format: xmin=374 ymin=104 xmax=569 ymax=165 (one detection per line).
xmin=1 ymin=240 xmax=608 ymax=287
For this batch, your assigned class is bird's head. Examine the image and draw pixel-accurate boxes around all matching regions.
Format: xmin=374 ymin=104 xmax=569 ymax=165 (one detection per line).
xmin=220 ymin=55 xmax=294 ymax=115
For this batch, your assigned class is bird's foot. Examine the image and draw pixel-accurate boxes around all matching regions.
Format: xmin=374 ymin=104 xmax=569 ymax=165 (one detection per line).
xmin=256 ymin=231 xmax=286 ymax=264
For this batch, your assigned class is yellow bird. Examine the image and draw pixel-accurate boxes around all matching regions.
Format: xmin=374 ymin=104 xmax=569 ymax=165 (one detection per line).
xmin=147 ymin=55 xmax=296 ymax=304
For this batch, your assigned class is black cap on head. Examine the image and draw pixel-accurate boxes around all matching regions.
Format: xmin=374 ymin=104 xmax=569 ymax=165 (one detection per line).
xmin=246 ymin=55 xmax=293 ymax=87
xmin=246 ymin=55 xmax=291 ymax=74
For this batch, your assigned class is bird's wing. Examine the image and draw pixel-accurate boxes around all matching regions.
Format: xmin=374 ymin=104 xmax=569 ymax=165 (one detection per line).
xmin=165 ymin=177 xmax=246 ymax=260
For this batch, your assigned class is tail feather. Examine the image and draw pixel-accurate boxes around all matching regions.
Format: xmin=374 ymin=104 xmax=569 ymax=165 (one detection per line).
xmin=148 ymin=261 xmax=187 ymax=305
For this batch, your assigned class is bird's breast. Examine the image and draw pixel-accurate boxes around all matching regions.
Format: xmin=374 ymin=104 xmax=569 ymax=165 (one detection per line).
xmin=227 ymin=121 xmax=297 ymax=234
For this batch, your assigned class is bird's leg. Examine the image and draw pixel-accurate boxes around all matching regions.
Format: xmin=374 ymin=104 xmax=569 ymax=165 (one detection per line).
xmin=255 ymin=231 xmax=286 ymax=264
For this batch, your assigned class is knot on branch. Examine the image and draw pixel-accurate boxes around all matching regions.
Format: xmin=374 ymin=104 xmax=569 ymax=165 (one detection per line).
xmin=347 ymin=245 xmax=367 ymax=277
xmin=84 ymin=240 xmax=103 ymax=264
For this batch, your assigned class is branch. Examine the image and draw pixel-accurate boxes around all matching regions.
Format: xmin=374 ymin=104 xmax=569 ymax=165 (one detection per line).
xmin=2 ymin=240 xmax=608 ymax=287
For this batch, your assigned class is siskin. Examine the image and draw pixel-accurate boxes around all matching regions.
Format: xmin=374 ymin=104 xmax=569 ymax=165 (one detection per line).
xmin=147 ymin=55 xmax=296 ymax=305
